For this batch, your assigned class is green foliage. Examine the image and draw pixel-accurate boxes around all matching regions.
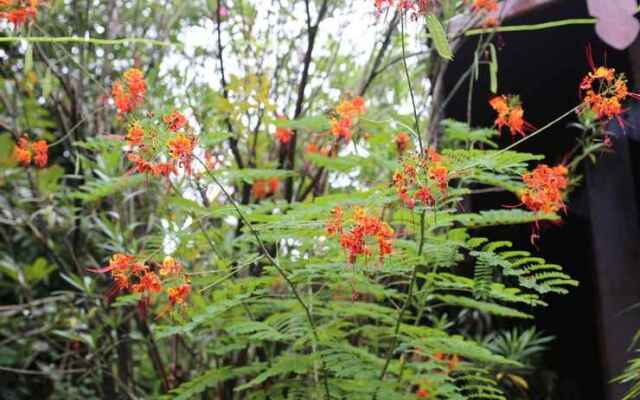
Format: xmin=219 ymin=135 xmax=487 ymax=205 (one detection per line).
xmin=69 ymin=173 xmax=147 ymax=202
xmin=616 ymin=345 xmax=640 ymax=400
xmin=484 ymin=327 xmax=554 ymax=367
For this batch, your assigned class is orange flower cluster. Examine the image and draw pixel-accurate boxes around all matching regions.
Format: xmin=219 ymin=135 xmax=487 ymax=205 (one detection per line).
xmin=468 ymin=0 xmax=498 ymax=12
xmin=275 ymin=115 xmax=294 ymax=145
xmin=330 ymin=96 xmax=366 ymax=142
xmin=13 ymin=136 xmax=48 ymax=168
xmin=326 ymin=206 xmax=394 ymax=264
xmin=91 ymin=254 xmax=191 ymax=317
xmin=121 ymin=105 xmax=196 ymax=177
xmin=489 ymin=95 xmax=533 ymax=138
xmin=520 ymin=164 xmax=568 ymax=214
xmin=305 ymin=142 xmax=333 ymax=157
xmin=127 ymin=154 xmax=177 ymax=177
xmin=483 ymin=16 xmax=499 ymax=28
xmin=580 ymin=66 xmax=640 ymax=121
xmin=163 ymin=109 xmax=196 ymax=174
xmin=167 ymin=283 xmax=192 ymax=307
xmin=163 ymin=110 xmax=188 ymax=132
xmin=305 ymin=143 xmax=319 ymax=154
xmin=167 ymin=131 xmax=196 ymax=175
xmin=0 ymin=0 xmax=38 ymax=27
xmin=432 ymin=352 xmax=460 ymax=372
xmin=126 ymin=122 xmax=145 ymax=146
xmin=416 ymin=386 xmax=430 ymax=398
xmin=336 ymin=96 xmax=366 ymax=119
xmin=252 ymin=177 xmax=280 ymax=200
xmin=112 ymin=68 xmax=146 ymax=114
xmin=374 ymin=0 xmax=429 ymax=17
xmin=394 ymin=131 xmax=411 ymax=155
xmin=330 ymin=118 xmax=353 ymax=141
xmin=392 ymin=148 xmax=449 ymax=209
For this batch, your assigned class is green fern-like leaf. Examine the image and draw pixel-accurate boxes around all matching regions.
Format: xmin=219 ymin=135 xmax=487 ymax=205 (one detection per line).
xmin=70 ymin=173 xmax=147 ymax=202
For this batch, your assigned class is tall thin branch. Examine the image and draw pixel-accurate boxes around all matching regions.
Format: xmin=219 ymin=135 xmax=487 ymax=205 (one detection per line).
xmin=359 ymin=10 xmax=400 ymax=96
xmin=282 ymin=0 xmax=330 ymax=202
xmin=216 ymin=0 xmax=245 ymax=171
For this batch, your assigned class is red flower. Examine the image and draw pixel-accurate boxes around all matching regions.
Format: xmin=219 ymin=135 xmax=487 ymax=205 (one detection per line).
xmin=395 ymin=132 xmax=410 ymax=154
xmin=111 ymin=274 xmax=130 ymax=294
xmin=126 ymin=122 xmax=145 ymax=146
xmin=268 ymin=177 xmax=280 ymax=194
xmin=305 ymin=143 xmax=319 ymax=154
xmin=159 ymin=256 xmax=182 ymax=276
xmin=276 ymin=127 xmax=293 ymax=144
xmin=429 ymin=165 xmax=449 ymax=193
xmin=275 ymin=115 xmax=294 ymax=144
xmin=13 ymin=137 xmax=48 ymax=168
xmin=92 ymin=253 xmax=191 ymax=317
xmin=252 ymin=178 xmax=280 ymax=200
xmin=90 ymin=254 xmax=139 ymax=300
xmin=580 ymin=64 xmax=640 ymax=121
xmin=326 ymin=207 xmax=344 ymax=236
xmin=375 ymin=0 xmax=430 ymax=17
xmin=489 ymin=95 xmax=533 ymax=138
xmin=167 ymin=133 xmax=196 ymax=175
xmin=163 ymin=110 xmax=188 ymax=132
xmin=329 ymin=96 xmax=366 ymax=142
xmin=127 ymin=154 xmax=176 ymax=177
xmin=331 ymin=117 xmax=353 ymax=140
xmin=336 ymin=97 xmax=366 ymax=119
xmin=431 ymin=352 xmax=460 ymax=373
xmin=415 ymin=186 xmax=434 ymax=206
xmin=394 ymin=150 xmax=449 ymax=209
xmin=151 ymin=161 xmax=177 ymax=177
xmin=112 ymin=82 xmax=129 ymax=114
xmin=124 ymin=68 xmax=146 ymax=102
xmin=520 ymin=164 xmax=568 ymax=214
xmin=13 ymin=137 xmax=32 ymax=166
xmin=425 ymin=147 xmax=442 ymax=164
xmin=112 ymin=68 xmax=146 ymax=114
xmin=252 ymin=179 xmax=268 ymax=200
xmin=90 ymin=253 xmax=135 ymax=274
xmin=32 ymin=140 xmax=48 ymax=168
xmin=330 ymin=207 xmax=394 ymax=264
xmin=132 ymin=271 xmax=162 ymax=294
xmin=168 ymin=283 xmax=191 ymax=306
xmin=483 ymin=16 xmax=499 ymax=28
xmin=468 ymin=0 xmax=498 ymax=12
xmin=0 ymin=0 xmax=38 ymax=27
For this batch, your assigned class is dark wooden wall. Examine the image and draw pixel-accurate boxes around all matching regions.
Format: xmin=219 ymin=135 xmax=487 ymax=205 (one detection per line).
xmin=444 ymin=1 xmax=640 ymax=398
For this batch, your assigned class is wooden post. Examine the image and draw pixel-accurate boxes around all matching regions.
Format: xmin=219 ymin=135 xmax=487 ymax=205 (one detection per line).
xmin=586 ymin=95 xmax=640 ymax=399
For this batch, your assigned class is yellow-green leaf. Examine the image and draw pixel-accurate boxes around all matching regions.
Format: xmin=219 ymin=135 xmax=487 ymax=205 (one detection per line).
xmin=24 ymin=44 xmax=33 ymax=73
xmin=489 ymin=43 xmax=499 ymax=93
xmin=426 ymin=15 xmax=453 ymax=60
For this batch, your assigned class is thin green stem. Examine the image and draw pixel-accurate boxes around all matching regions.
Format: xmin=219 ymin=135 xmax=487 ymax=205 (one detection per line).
xmin=373 ymin=16 xmax=432 ymax=395
xmin=465 ymin=18 xmax=596 ymax=36
xmin=456 ymin=105 xmax=582 ymax=173
xmin=401 ymin=12 xmax=424 ymax=153
xmin=0 ymin=35 xmax=175 ymax=47
xmin=374 ymin=209 xmax=427 ymax=398
xmin=362 ymin=117 xmax=420 ymax=140
xmin=495 ymin=105 xmax=582 ymax=155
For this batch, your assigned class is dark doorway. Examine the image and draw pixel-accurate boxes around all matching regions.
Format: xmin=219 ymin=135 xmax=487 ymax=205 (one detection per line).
xmin=443 ymin=1 xmax=640 ymax=398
